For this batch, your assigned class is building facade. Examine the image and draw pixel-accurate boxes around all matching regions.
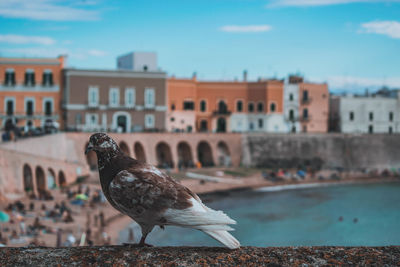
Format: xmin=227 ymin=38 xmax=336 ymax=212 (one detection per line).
xmin=331 ymin=91 xmax=400 ymax=133
xmin=167 ymin=75 xmax=286 ymax=133
xmin=0 ymin=56 xmax=65 ymax=129
xmin=62 ymin=69 xmax=167 ymax=132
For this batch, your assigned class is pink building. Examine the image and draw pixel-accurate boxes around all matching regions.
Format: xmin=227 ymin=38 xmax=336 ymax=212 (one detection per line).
xmin=299 ymin=82 xmax=329 ymax=133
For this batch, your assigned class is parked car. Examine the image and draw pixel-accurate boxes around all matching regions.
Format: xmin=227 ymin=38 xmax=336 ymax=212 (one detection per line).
xmin=44 ymin=120 xmax=59 ymax=134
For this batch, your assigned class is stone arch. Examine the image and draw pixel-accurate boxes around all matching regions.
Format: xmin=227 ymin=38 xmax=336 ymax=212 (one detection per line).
xmin=177 ymin=141 xmax=194 ymax=169
xmin=23 ymin=164 xmax=34 ymax=193
xmin=85 ymin=142 xmax=98 ymax=170
xmin=58 ymin=170 xmax=66 ymax=188
xmin=197 ymin=141 xmax=214 ymax=167
xmin=217 ymin=141 xmax=231 ymax=166
xmin=156 ymin=142 xmax=174 ymax=168
xmin=134 ymin=142 xmax=146 ymax=163
xmin=119 ymin=141 xmax=130 ymax=156
xmin=35 ymin=166 xmax=46 ymax=194
xmin=47 ymin=168 xmax=56 ymax=189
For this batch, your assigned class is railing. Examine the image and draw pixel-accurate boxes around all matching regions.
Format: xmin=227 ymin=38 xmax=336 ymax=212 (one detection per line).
xmin=212 ymin=110 xmax=231 ymax=115
xmin=301 ymin=97 xmax=312 ymax=104
xmin=299 ymin=115 xmax=312 ymax=122
xmin=0 ymin=84 xmax=59 ymax=91
xmin=0 ymin=112 xmax=59 ymax=120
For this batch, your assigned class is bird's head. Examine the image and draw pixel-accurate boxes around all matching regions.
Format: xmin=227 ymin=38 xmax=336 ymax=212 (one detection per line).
xmin=85 ymin=133 xmax=120 ymax=155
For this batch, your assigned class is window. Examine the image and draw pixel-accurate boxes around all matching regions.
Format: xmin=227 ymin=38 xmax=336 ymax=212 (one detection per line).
xmin=389 ymin=112 xmax=394 ymax=122
xmin=368 ymin=125 xmax=373 ymax=134
xmin=302 ymin=90 xmax=309 ymax=101
xmin=183 ymin=101 xmax=195 ymax=110
xmin=270 ymin=103 xmax=276 ymax=112
xmin=303 ymin=125 xmax=307 ymax=133
xmin=369 ymin=112 xmax=373 ymax=121
xmin=86 ymin=114 xmax=98 ymax=127
xmin=236 ymin=100 xmax=243 ymax=112
xmin=4 ymin=69 xmax=15 ymax=86
xmin=144 ymin=88 xmax=155 ymax=108
xmin=24 ymin=69 xmax=35 ymax=86
xmin=349 ymin=112 xmax=354 ymax=121
xmin=257 ymin=102 xmax=264 ymax=112
xmin=303 ymin=108 xmax=308 ymax=119
xmin=218 ymin=100 xmax=227 ymax=113
xmin=75 ymin=113 xmax=82 ymax=124
xmin=289 ymin=109 xmax=294 ymax=120
xmin=199 ymin=120 xmax=208 ymax=132
xmin=389 ymin=126 xmax=393 ymax=134
xmin=26 ymin=99 xmax=34 ymax=116
xmin=289 ymin=93 xmax=294 ymax=101
xmin=171 ymin=103 xmax=175 ymax=111
xmin=170 ymin=117 xmax=175 ymax=122
xmin=145 ymin=114 xmax=155 ymax=128
xmin=44 ymin=99 xmax=53 ymax=116
xmin=200 ymin=100 xmax=206 ymax=112
xmin=248 ymin=102 xmax=254 ymax=113
xmin=42 ymin=70 xmax=53 ymax=86
xmin=249 ymin=122 xmax=254 ymax=130
xmin=258 ymin=118 xmax=263 ymax=128
xmin=6 ymin=99 xmax=14 ymax=115
xmin=125 ymin=88 xmax=136 ymax=107
xmin=88 ymin=86 xmax=99 ymax=107
xmin=109 ymin=88 xmax=120 ymax=107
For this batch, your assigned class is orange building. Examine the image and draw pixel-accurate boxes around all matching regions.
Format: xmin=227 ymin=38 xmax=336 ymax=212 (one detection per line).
xmin=0 ymin=56 xmax=65 ymax=130
xmin=299 ymin=82 xmax=329 ymax=133
xmin=167 ymin=75 xmax=286 ymax=133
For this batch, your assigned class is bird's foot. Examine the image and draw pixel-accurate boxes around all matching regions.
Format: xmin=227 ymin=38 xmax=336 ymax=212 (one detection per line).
xmin=122 ymin=242 xmax=153 ymax=247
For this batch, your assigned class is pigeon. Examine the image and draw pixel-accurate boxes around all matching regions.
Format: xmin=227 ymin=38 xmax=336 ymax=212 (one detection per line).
xmin=85 ymin=133 xmax=240 ymax=249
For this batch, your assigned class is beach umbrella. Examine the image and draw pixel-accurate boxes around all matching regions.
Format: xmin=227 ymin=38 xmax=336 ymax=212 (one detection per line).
xmin=75 ymin=194 xmax=88 ymax=200
xmin=0 ymin=211 xmax=10 ymax=222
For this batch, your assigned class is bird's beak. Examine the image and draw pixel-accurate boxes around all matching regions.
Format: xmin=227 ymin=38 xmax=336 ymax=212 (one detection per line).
xmin=85 ymin=143 xmax=94 ymax=155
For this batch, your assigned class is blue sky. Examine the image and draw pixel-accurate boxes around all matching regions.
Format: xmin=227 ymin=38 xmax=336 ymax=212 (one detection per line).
xmin=0 ymin=0 xmax=399 ymax=91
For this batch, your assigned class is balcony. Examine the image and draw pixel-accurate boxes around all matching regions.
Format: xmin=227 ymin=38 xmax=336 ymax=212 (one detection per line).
xmin=299 ymin=115 xmax=312 ymax=122
xmin=212 ymin=109 xmax=231 ymax=116
xmin=0 ymin=112 xmax=59 ymax=120
xmin=301 ymin=97 xmax=312 ymax=105
xmin=0 ymin=84 xmax=59 ymax=92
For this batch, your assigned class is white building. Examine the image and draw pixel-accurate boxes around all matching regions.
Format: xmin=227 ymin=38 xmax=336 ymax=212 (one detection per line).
xmin=283 ymin=83 xmax=301 ymax=133
xmin=117 ymin=52 xmax=158 ymax=72
xmin=337 ymin=92 xmax=400 ymax=133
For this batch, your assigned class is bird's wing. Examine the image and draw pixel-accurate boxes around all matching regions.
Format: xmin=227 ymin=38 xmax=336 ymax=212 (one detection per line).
xmin=108 ymin=166 xmax=194 ymax=216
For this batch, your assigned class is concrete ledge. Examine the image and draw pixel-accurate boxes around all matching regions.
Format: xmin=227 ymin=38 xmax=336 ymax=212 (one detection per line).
xmin=1 ymin=246 xmax=399 ymax=266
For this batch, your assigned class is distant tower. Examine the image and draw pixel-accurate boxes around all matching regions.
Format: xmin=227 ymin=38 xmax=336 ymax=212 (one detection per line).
xmin=243 ymin=70 xmax=248 ymax=82
xmin=117 ymin=52 xmax=158 ymax=71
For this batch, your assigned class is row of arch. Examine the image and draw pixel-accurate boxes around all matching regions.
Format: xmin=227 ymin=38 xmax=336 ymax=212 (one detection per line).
xmin=85 ymin=140 xmax=231 ymax=170
xmin=23 ymin=164 xmax=66 ymax=194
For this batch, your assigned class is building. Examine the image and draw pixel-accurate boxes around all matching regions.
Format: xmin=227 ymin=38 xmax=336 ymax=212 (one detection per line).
xmin=62 ymin=68 xmax=167 ymax=132
xmin=330 ymin=90 xmax=400 ymax=133
xmin=167 ymin=73 xmax=286 ymax=133
xmin=117 ymin=52 xmax=158 ymax=72
xmin=0 ymin=56 xmax=65 ymax=129
xmin=283 ymin=82 xmax=301 ymax=133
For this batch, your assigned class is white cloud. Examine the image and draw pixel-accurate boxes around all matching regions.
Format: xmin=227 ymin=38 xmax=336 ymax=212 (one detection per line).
xmin=0 ymin=0 xmax=100 ymax=21
xmin=1 ymin=47 xmax=107 ymax=60
xmin=313 ymin=75 xmax=400 ymax=91
xmin=360 ymin=21 xmax=400 ymax=39
xmin=0 ymin=34 xmax=56 ymax=45
xmin=267 ymin=0 xmax=399 ymax=7
xmin=88 ymin=49 xmax=107 ymax=57
xmin=219 ymin=25 xmax=272 ymax=33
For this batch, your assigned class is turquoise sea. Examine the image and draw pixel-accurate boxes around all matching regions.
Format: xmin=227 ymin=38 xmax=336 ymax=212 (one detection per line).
xmin=119 ymin=182 xmax=400 ymax=247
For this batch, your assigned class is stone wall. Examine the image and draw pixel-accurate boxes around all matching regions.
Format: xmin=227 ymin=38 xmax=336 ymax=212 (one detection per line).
xmin=0 ymin=246 xmax=398 ymax=266
xmin=242 ymin=133 xmax=400 ymax=171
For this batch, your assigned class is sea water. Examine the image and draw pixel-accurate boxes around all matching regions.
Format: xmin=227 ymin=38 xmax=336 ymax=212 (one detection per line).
xmin=119 ymin=182 xmax=400 ymax=247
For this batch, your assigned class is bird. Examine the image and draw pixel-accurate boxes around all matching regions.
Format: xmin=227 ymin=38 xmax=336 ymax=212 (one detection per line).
xmin=85 ymin=133 xmax=240 ymax=249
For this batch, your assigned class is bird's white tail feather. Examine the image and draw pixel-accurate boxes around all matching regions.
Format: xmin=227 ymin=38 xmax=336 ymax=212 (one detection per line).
xmin=202 ymin=229 xmax=240 ymax=249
